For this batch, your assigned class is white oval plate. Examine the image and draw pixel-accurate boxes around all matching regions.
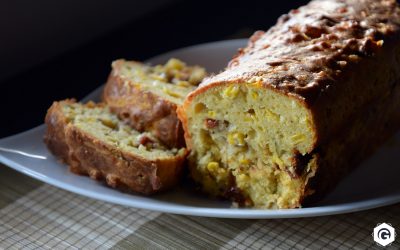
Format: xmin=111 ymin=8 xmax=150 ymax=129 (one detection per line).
xmin=0 ymin=39 xmax=399 ymax=219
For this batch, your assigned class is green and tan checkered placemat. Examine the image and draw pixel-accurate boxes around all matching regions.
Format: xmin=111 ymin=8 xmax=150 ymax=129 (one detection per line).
xmin=0 ymin=164 xmax=399 ymax=249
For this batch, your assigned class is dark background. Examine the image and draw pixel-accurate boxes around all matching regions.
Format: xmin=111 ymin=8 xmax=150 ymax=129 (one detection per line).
xmin=0 ymin=0 xmax=308 ymax=138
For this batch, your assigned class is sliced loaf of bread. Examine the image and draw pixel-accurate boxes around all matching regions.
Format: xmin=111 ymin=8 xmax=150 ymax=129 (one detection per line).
xmin=45 ymin=99 xmax=187 ymax=194
xmin=178 ymin=0 xmax=400 ymax=208
xmin=103 ymin=58 xmax=207 ymax=148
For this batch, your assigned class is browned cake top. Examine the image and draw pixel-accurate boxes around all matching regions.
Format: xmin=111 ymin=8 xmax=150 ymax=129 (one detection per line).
xmin=200 ymin=0 xmax=400 ymax=104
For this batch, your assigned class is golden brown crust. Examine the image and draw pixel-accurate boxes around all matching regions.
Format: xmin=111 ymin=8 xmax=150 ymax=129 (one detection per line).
xmin=103 ymin=60 xmax=185 ymax=149
xmin=200 ymin=0 xmax=400 ymax=99
xmin=305 ymin=81 xmax=400 ymax=204
xmin=65 ymin=126 xmax=186 ymax=194
xmin=44 ymin=100 xmax=187 ymax=195
xmin=44 ymin=99 xmax=76 ymax=164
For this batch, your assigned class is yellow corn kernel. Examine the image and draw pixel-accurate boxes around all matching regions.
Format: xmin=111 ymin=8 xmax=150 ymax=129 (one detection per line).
xmin=165 ymin=58 xmax=185 ymax=70
xmin=236 ymin=173 xmax=250 ymax=184
xmin=86 ymin=101 xmax=96 ymax=108
xmin=291 ymin=134 xmax=306 ymax=144
xmin=250 ymin=79 xmax=263 ymax=87
xmin=217 ymin=168 xmax=227 ymax=175
xmin=272 ymin=154 xmax=284 ymax=168
xmin=244 ymin=116 xmax=252 ymax=122
xmin=239 ymin=158 xmax=250 ymax=165
xmin=214 ymin=167 xmax=229 ymax=182
xmin=188 ymin=67 xmax=207 ymax=85
xmin=228 ymin=132 xmax=246 ymax=146
xmin=133 ymin=69 xmax=146 ymax=79
xmin=207 ymin=162 xmax=220 ymax=173
xmin=208 ymin=110 xmax=216 ymax=118
xmin=236 ymin=133 xmax=246 ymax=146
xmin=173 ymin=71 xmax=183 ymax=79
xmin=176 ymin=81 xmax=190 ymax=87
xmin=86 ymin=117 xmax=97 ymax=123
xmin=150 ymin=74 xmax=166 ymax=82
xmin=153 ymin=65 xmax=163 ymax=72
xmin=194 ymin=103 xmax=206 ymax=113
xmin=299 ymin=117 xmax=307 ymax=124
xmin=223 ymin=85 xmax=240 ymax=98
xmin=162 ymin=87 xmax=181 ymax=98
xmin=227 ymin=133 xmax=234 ymax=145
xmin=251 ymin=90 xmax=258 ymax=99
xmin=99 ymin=119 xmax=117 ymax=130
xmin=265 ymin=109 xmax=279 ymax=122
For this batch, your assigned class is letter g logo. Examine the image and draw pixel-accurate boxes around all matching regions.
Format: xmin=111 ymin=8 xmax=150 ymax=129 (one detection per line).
xmin=377 ymin=228 xmax=391 ymax=240
xmin=373 ymin=223 xmax=396 ymax=247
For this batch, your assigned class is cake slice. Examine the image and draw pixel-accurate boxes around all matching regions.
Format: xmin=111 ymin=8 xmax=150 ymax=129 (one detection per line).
xmin=103 ymin=58 xmax=207 ymax=148
xmin=44 ymin=99 xmax=187 ymax=194
xmin=178 ymin=0 xmax=400 ymax=208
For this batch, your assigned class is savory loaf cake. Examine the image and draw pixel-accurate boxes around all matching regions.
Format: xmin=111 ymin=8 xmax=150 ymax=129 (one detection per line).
xmin=103 ymin=58 xmax=207 ymax=148
xmin=178 ymin=0 xmax=400 ymax=208
xmin=44 ymin=99 xmax=187 ymax=194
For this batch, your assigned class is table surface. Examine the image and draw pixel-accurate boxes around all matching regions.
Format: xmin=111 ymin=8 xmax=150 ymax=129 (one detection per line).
xmin=0 ymin=164 xmax=399 ymax=249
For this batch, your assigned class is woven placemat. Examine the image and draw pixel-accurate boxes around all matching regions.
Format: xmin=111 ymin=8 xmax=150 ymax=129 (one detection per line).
xmin=0 ymin=165 xmax=399 ymax=249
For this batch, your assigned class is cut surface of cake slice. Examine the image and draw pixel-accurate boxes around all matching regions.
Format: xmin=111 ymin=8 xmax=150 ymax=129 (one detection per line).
xmin=45 ymin=99 xmax=187 ymax=194
xmin=103 ymin=58 xmax=207 ymax=148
